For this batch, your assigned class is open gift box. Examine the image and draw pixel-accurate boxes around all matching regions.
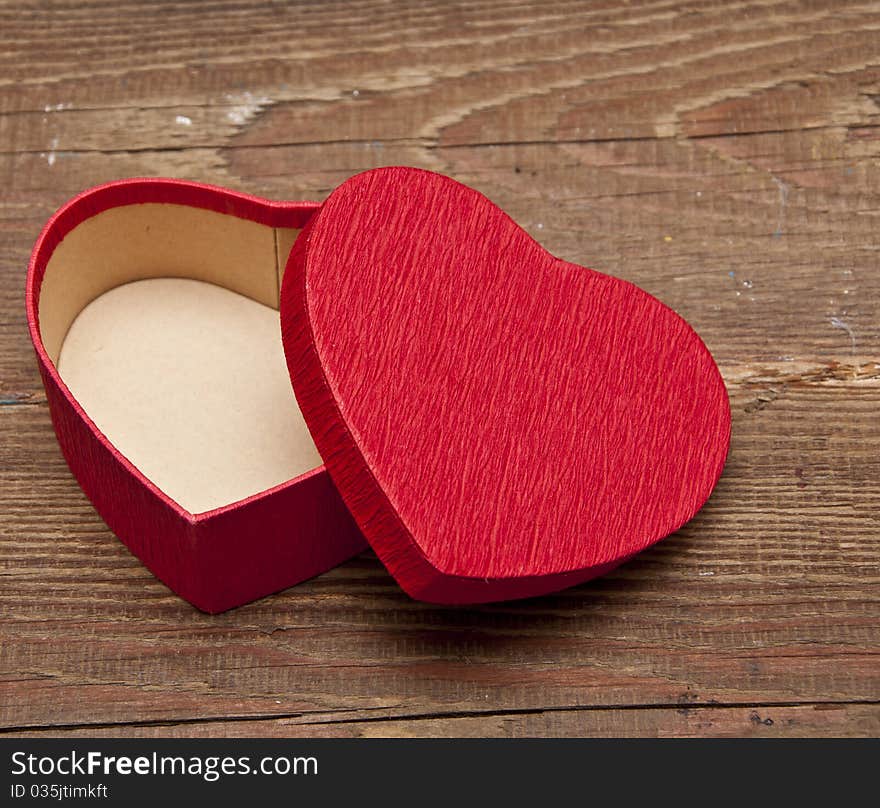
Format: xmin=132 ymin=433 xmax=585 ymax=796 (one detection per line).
xmin=27 ymin=180 xmax=366 ymax=612
xmin=27 ymin=168 xmax=730 ymax=612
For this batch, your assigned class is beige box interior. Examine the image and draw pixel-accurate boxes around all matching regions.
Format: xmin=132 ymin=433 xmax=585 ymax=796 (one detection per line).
xmin=39 ymin=203 xmax=321 ymax=515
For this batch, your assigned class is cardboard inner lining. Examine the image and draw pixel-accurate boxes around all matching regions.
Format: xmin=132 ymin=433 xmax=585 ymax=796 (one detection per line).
xmin=40 ymin=204 xmax=320 ymax=514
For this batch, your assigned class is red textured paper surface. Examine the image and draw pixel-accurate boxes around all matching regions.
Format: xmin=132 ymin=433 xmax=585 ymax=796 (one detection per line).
xmin=27 ymin=179 xmax=366 ymax=613
xmin=282 ymin=167 xmax=731 ymax=604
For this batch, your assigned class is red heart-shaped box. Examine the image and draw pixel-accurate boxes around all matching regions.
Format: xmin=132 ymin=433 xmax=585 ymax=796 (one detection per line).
xmin=281 ymin=167 xmax=730 ymax=604
xmin=28 ymin=168 xmax=729 ymax=612
xmin=26 ymin=179 xmax=367 ymax=613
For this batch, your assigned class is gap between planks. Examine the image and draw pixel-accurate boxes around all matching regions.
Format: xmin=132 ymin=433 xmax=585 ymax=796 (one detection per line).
xmin=4 ymin=123 xmax=879 ymax=158
xmin=1 ymin=699 xmax=878 ymax=736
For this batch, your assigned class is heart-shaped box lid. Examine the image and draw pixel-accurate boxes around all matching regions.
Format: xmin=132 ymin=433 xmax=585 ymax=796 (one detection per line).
xmin=280 ymin=167 xmax=730 ymax=604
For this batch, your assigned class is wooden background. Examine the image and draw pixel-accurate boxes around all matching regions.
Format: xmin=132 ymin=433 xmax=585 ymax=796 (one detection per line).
xmin=1 ymin=0 xmax=878 ymax=738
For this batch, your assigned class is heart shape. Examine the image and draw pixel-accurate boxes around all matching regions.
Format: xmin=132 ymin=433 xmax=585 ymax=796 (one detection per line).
xmin=27 ymin=179 xmax=365 ymax=612
xmin=282 ymin=167 xmax=730 ymax=604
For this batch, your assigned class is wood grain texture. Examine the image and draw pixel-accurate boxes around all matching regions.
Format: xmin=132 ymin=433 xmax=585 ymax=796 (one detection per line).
xmin=283 ymin=166 xmax=729 ymax=602
xmin=7 ymin=704 xmax=879 ymax=739
xmin=0 ymin=0 xmax=878 ymax=737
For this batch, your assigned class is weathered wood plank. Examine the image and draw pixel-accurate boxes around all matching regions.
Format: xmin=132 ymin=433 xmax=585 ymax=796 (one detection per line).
xmin=3 ymin=143 xmax=878 ymax=395
xmin=6 ymin=704 xmax=878 ymax=739
xmin=1 ymin=381 xmax=877 ymax=729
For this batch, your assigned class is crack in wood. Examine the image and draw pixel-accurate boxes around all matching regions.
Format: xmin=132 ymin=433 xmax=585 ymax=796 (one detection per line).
xmin=1 ymin=698 xmax=877 ymax=735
